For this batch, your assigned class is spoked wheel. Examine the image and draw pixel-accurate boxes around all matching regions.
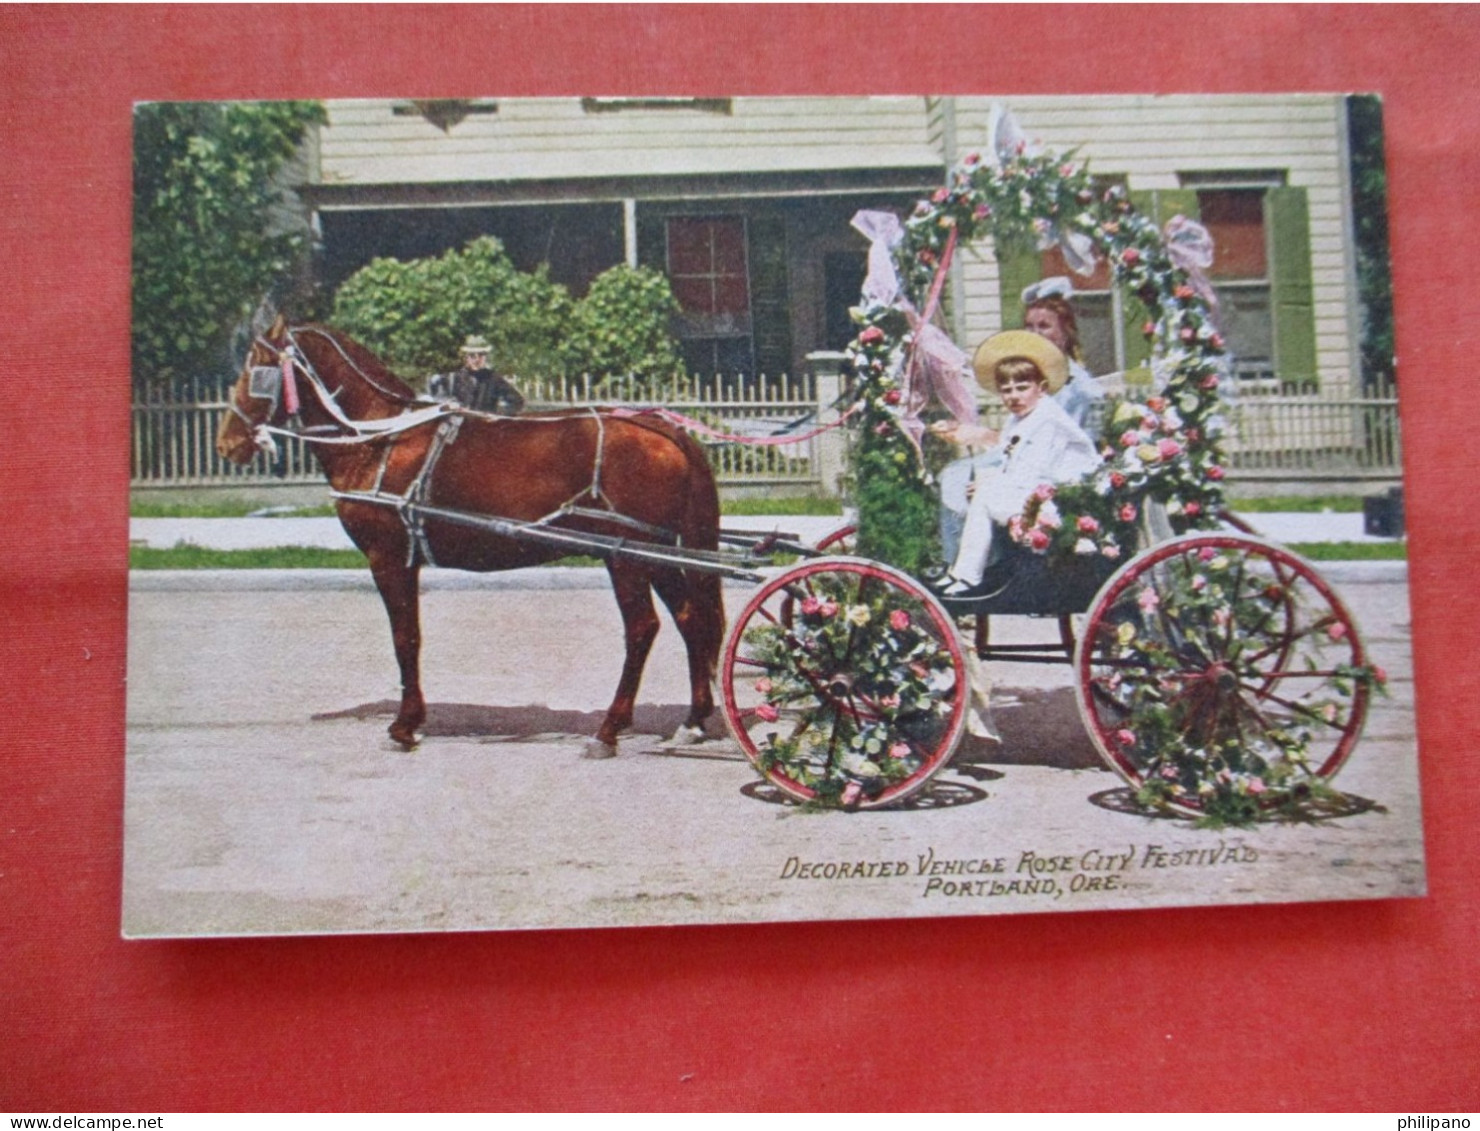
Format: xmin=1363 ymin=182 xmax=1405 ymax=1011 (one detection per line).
xmin=1075 ymin=534 xmax=1376 ymax=819
xmin=812 ymin=524 xmax=858 ymax=555
xmin=720 ymin=556 xmax=969 ymax=809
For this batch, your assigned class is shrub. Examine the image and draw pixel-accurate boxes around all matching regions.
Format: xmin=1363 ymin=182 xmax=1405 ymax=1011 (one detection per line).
xmin=331 ymin=240 xmax=684 ymax=389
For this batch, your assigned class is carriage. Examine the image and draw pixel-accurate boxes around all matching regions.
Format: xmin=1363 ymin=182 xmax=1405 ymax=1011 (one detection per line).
xmin=216 ymin=119 xmax=1382 ymax=825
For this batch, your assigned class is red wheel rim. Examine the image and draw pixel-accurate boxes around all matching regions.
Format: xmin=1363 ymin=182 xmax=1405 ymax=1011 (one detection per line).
xmin=720 ymin=557 xmax=969 ymax=810
xmin=814 ymin=524 xmax=858 ymax=555
xmin=1075 ymin=534 xmax=1372 ymax=816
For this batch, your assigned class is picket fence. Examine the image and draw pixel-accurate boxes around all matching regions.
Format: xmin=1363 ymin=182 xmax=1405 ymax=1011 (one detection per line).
xmin=131 ymin=372 xmax=1401 ymax=493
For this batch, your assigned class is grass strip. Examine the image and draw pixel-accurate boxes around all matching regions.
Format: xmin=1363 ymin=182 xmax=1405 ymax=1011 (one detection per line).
xmin=1287 ymin=541 xmax=1406 ymax=561
xmin=1230 ymin=495 xmax=1367 ymax=513
xmin=130 ymin=544 xmax=369 ymax=569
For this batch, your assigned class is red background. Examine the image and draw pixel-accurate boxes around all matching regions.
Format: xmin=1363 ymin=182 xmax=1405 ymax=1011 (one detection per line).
xmin=3 ymin=4 xmax=1477 ymax=1112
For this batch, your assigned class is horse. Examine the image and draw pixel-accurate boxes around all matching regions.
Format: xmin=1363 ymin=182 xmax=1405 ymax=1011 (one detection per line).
xmin=216 ymin=318 xmax=726 ymax=756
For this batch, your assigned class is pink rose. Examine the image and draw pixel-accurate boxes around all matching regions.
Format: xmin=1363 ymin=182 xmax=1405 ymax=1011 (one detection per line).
xmin=1207 ymin=465 xmax=1225 ymax=481
xmin=1141 ymin=321 xmax=1156 ymax=338
xmin=1157 ymin=438 xmax=1182 ymax=460
xmin=1185 ymin=501 xmax=1201 ymax=517
xmin=801 ymin=596 xmax=821 ymax=616
xmin=1247 ymin=778 xmax=1268 ymax=795
xmin=932 ymin=187 xmax=950 ymax=204
xmin=858 ymin=326 xmax=884 ymax=345
xmin=754 ymin=677 xmax=773 ymax=694
xmin=1119 ymin=503 xmax=1137 ymax=523
xmin=840 ymin=781 xmax=864 ymax=806
xmin=1110 ymin=471 xmax=1127 ymax=490
xmin=1008 ymin=515 xmax=1025 ymax=540
xmin=1201 ymin=374 xmax=1220 ymax=390
xmin=1115 ymin=729 xmax=1136 ymax=747
xmin=1121 ymin=248 xmax=1142 ymax=266
xmin=1102 ymin=544 xmax=1121 ymax=560
xmin=818 ymin=600 xmax=838 ymax=619
xmin=874 ymin=422 xmax=892 ymax=436
xmin=964 ymin=151 xmax=981 ymax=166
xmin=1120 ymin=430 xmax=1142 ymax=449
xmin=1147 ymin=396 xmax=1168 ymax=413
xmin=883 ymin=388 xmax=902 ymax=405
xmin=754 ymin=703 xmax=779 ymax=723
xmin=889 ymin=742 xmax=911 ymax=760
xmin=1029 ymin=528 xmax=1051 ymax=551
xmin=1077 ymin=515 xmax=1100 ymax=533
xmin=1059 ymin=162 xmax=1077 ymax=177
xmin=1033 ymin=483 xmax=1057 ymax=501
xmin=1180 ymin=327 xmax=1196 ymax=341
xmin=1137 ymin=588 xmax=1159 ymax=612
xmin=1210 ymin=333 xmax=1225 ymax=350
xmin=1327 ymin=622 xmax=1348 ymax=641
xmin=1174 ymin=285 xmax=1195 ymax=300
xmin=1373 ymin=666 xmax=1389 ymax=684
xmin=889 ymin=609 xmax=911 ymax=631
xmin=973 ymin=203 xmax=992 ymax=220
xmin=1198 ymin=547 xmax=1218 ymax=562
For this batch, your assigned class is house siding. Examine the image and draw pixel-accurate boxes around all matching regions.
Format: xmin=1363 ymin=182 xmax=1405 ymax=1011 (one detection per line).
xmin=944 ymin=95 xmax=1357 ymax=396
xmin=317 ymin=97 xmax=941 ymax=185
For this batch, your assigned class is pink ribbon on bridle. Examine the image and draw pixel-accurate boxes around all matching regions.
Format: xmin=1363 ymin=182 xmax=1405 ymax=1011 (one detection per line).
xmin=280 ymin=349 xmax=301 ymax=417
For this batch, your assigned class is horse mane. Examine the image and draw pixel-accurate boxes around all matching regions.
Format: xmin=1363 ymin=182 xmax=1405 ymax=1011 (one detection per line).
xmin=290 ymin=322 xmax=419 ymax=404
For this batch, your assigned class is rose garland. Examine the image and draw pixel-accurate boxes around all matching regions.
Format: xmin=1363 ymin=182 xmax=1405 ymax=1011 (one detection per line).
xmin=846 ymin=135 xmax=1232 ymax=569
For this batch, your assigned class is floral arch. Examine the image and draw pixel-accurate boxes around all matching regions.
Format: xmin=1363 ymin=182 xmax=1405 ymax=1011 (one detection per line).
xmin=845 ymin=110 xmax=1231 ymax=574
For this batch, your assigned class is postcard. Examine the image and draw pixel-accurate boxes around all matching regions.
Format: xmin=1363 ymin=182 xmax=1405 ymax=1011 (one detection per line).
xmin=124 ymin=94 xmax=1420 ymax=936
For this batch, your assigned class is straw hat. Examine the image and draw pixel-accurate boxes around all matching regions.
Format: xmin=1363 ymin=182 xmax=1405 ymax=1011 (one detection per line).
xmin=972 ymin=330 xmax=1070 ymax=395
xmin=460 ymin=334 xmax=492 ymax=355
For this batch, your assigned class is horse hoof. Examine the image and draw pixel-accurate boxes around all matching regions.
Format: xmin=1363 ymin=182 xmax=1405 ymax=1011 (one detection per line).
xmin=661 ymin=723 xmax=708 ymax=748
xmin=582 ymin=738 xmax=619 ymax=760
xmin=388 ymin=725 xmax=421 ymax=750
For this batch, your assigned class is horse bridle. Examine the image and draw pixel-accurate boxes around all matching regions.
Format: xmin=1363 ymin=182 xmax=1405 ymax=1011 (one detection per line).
xmin=228 ymin=327 xmax=449 ymax=455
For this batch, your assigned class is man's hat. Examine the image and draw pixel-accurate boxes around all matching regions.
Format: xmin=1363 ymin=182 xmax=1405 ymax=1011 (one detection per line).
xmin=460 ymin=335 xmax=492 ymax=355
xmin=972 ymin=330 xmax=1070 ymax=395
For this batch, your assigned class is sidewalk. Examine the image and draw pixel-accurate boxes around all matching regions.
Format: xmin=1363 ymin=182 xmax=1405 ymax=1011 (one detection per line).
xmin=130 ymin=511 xmax=1396 ymax=552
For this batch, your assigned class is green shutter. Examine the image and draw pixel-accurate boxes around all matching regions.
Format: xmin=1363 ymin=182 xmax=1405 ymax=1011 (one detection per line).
xmin=996 ymin=237 xmax=1043 ymax=333
xmin=1266 ymin=186 xmax=1318 ymax=390
xmin=1154 ymin=189 xmax=1201 ymax=228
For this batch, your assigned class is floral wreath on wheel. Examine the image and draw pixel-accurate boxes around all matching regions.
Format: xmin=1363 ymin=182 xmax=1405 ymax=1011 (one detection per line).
xmin=845 ymin=106 xmax=1230 ymax=575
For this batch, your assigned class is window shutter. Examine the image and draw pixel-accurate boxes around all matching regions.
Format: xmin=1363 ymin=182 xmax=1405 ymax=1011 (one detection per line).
xmin=996 ymin=237 xmax=1043 ymax=333
xmin=1266 ymin=186 xmax=1318 ymax=390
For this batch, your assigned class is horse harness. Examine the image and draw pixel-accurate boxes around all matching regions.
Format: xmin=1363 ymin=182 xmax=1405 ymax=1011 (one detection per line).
xmin=239 ymin=331 xmax=684 ymax=568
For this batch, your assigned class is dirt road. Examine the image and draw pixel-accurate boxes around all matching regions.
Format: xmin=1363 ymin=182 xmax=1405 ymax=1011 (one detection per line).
xmin=124 ymin=565 xmax=1422 ymax=936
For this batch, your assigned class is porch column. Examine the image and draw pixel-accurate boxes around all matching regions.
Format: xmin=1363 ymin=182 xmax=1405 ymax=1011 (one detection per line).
xmin=623 ymin=198 xmax=638 ymax=268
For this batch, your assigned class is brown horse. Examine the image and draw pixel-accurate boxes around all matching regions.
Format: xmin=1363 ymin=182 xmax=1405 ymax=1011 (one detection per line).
xmin=217 ymin=318 xmax=726 ymax=755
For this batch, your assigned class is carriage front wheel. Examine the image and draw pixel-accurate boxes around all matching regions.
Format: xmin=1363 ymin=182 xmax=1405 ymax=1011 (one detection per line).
xmin=720 ymin=557 xmax=969 ymax=809
xmin=1074 ymin=534 xmax=1375 ymax=818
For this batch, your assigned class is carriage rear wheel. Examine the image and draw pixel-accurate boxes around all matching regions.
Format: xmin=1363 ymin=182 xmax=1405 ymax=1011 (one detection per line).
xmin=1075 ymin=534 xmax=1373 ymax=817
xmin=813 ymin=523 xmax=858 ymax=555
xmin=720 ymin=557 xmax=969 ymax=809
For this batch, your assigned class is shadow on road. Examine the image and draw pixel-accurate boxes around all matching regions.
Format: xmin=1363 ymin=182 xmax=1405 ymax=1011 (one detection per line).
xmin=316 ymin=685 xmax=1102 ymax=768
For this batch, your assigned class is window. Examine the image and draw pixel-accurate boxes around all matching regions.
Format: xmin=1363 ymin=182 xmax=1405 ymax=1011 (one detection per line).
xmin=1197 ymin=187 xmax=1275 ymax=385
xmin=666 ymin=216 xmax=755 ymax=375
xmin=1003 ymin=172 xmax=1314 ymax=390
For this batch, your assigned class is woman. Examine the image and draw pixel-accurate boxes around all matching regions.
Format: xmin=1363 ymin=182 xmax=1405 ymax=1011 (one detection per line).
xmin=932 ymin=331 xmax=1100 ymax=597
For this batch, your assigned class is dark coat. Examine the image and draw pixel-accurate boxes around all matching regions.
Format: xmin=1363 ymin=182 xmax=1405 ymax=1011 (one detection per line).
xmin=429 ymin=367 xmax=525 ymax=415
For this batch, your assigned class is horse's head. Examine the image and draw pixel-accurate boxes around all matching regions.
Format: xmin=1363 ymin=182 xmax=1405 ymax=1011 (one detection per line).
xmin=216 ymin=315 xmax=294 ymax=465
